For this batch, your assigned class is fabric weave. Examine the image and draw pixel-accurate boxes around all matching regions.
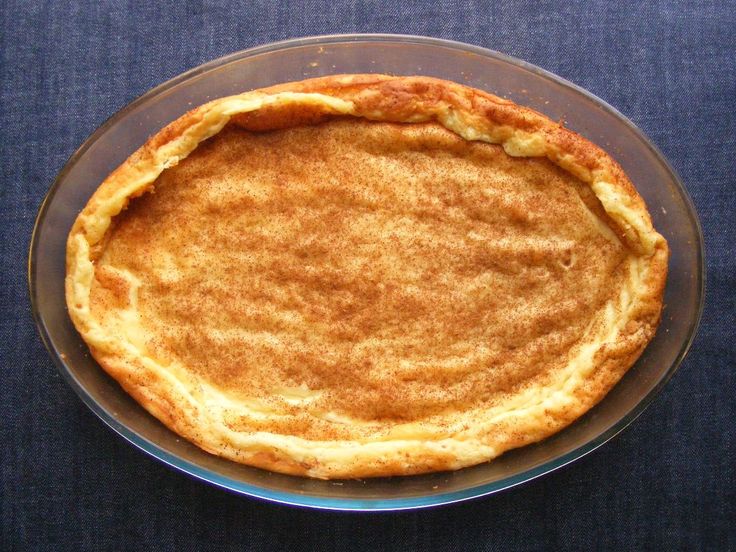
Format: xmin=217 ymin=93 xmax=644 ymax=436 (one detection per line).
xmin=1 ymin=1 xmax=734 ymax=550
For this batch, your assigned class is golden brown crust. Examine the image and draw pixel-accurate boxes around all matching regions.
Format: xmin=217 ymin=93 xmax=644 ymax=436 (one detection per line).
xmin=65 ymin=75 xmax=668 ymax=479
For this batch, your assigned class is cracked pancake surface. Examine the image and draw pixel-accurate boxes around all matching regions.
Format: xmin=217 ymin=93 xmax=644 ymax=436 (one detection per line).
xmin=66 ymin=75 xmax=668 ymax=478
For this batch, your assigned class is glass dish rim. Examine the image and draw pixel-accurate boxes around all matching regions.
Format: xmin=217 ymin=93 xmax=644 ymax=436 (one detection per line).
xmin=28 ymin=33 xmax=706 ymax=511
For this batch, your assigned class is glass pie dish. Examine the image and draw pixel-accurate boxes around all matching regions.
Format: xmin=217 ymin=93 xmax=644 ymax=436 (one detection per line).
xmin=28 ymin=34 xmax=704 ymax=511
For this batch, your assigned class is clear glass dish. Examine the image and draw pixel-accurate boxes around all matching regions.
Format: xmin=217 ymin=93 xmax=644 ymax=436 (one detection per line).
xmin=28 ymin=34 xmax=704 ymax=511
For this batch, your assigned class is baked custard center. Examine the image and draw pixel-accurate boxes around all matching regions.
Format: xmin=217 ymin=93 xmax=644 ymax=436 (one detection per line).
xmin=97 ymin=119 xmax=627 ymax=423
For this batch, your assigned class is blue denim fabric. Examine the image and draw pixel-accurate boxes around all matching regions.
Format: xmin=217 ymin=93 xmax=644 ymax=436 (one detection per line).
xmin=1 ymin=1 xmax=734 ymax=550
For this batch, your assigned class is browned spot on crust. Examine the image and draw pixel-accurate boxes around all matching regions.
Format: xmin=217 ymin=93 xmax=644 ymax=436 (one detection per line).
xmin=231 ymin=104 xmax=339 ymax=132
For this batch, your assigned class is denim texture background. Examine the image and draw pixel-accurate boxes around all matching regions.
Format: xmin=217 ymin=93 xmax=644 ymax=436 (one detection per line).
xmin=2 ymin=1 xmax=734 ymax=550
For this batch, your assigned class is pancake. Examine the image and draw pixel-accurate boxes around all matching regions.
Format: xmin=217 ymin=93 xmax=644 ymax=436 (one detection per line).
xmin=66 ymin=75 xmax=668 ymax=479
